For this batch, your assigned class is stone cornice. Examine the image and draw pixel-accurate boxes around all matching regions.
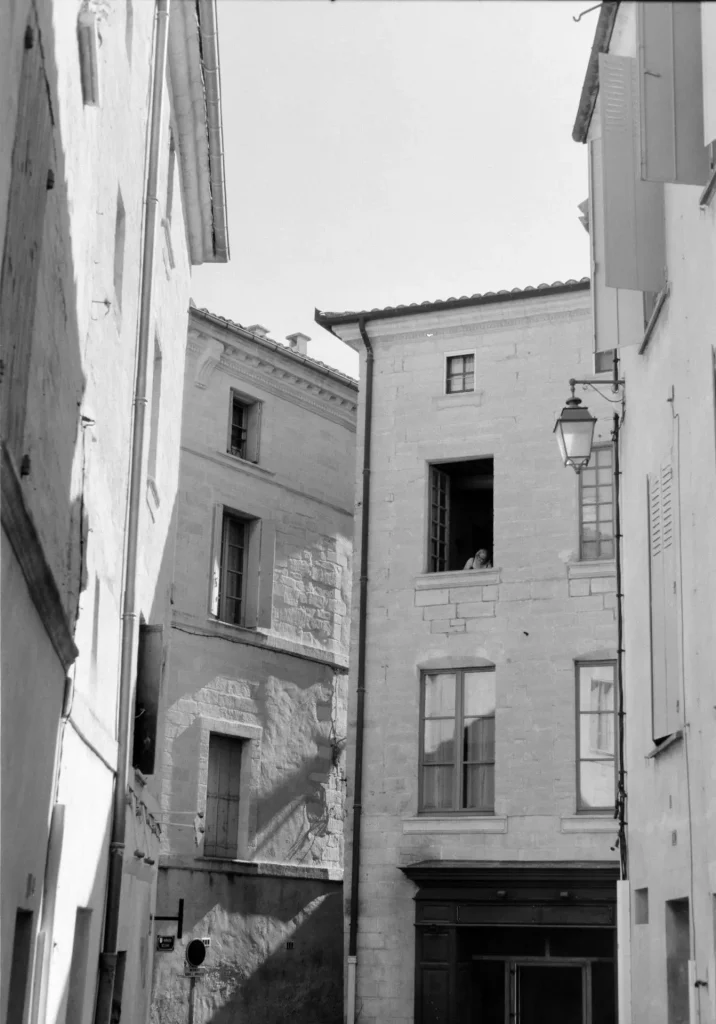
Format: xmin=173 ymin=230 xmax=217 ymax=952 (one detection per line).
xmin=1 ymin=442 xmax=78 ymax=670
xmin=333 ymin=303 xmax=591 ymax=349
xmin=187 ymin=327 xmax=357 ymax=431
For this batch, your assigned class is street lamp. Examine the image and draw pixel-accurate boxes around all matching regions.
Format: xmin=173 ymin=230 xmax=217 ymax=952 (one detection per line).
xmin=553 ymin=381 xmax=597 ymax=473
xmin=553 ymin=354 xmax=627 ymax=882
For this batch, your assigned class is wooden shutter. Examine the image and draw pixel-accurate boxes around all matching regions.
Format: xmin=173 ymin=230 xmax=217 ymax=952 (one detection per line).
xmin=600 ymin=54 xmax=666 ymax=293
xmin=257 ymin=521 xmax=275 ymax=629
xmin=589 ymin=135 xmax=644 ymax=354
xmin=0 ymin=21 xmax=53 ymax=455
xmin=638 ymin=3 xmax=708 ymax=185
xmin=417 ymin=930 xmax=451 ymax=1024
xmin=648 ymin=462 xmax=680 ymax=741
xmin=209 ymin=504 xmax=223 ymax=617
xmin=132 ymin=624 xmax=164 ymax=775
xmin=703 ymin=2 xmax=716 ymax=145
xmin=204 ymin=734 xmax=242 ymax=858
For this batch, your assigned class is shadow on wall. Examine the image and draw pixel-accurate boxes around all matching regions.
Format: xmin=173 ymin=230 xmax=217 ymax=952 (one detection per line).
xmin=151 ymin=872 xmax=343 ymax=1024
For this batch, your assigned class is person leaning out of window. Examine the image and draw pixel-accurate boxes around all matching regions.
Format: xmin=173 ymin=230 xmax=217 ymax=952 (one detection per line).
xmin=464 ymin=548 xmax=492 ymax=570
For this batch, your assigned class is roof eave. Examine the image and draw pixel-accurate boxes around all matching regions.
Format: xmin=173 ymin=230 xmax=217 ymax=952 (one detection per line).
xmin=572 ymin=1 xmax=620 ymax=144
xmin=315 ymin=278 xmax=591 ymax=337
xmin=169 ymin=0 xmax=229 ymax=266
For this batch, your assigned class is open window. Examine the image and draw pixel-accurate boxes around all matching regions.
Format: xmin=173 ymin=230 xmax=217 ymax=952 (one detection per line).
xmin=132 ymin=623 xmax=164 ymax=775
xmin=227 ymin=390 xmax=261 ymax=464
xmin=428 ymin=458 xmax=493 ymax=573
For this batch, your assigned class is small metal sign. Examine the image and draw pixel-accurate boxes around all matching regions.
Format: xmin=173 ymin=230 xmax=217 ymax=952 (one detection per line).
xmin=156 ymin=935 xmax=175 ymax=952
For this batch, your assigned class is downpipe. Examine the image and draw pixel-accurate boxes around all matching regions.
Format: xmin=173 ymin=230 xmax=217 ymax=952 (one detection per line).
xmin=347 ymin=319 xmax=374 ymax=1023
xmin=93 ymin=3 xmax=169 ymax=1021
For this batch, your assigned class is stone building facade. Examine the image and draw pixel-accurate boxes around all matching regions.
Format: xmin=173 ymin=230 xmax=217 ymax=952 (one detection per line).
xmin=316 ymin=280 xmax=620 ymax=1024
xmin=1 ymin=3 xmax=227 ymax=1022
xmin=573 ymin=4 xmax=716 ymax=1022
xmin=149 ymin=309 xmax=357 ymax=1023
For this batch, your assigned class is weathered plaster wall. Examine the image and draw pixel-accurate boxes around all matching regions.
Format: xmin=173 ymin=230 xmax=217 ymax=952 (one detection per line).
xmin=152 ymin=869 xmax=343 ymax=1024
xmin=335 ymin=287 xmax=619 ymax=1023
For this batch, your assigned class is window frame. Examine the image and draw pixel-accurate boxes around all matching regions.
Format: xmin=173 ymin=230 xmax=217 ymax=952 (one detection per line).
xmin=444 ymin=349 xmax=476 ymax=396
xmin=575 ymin=659 xmax=617 ymax=814
xmin=218 ymin=510 xmax=248 ymax=626
xmin=578 ymin=444 xmax=615 ymax=561
xmin=209 ymin=504 xmax=275 ymax=631
xmin=418 ymin=666 xmax=496 ymax=815
xmin=227 ymin=388 xmax=261 ymax=464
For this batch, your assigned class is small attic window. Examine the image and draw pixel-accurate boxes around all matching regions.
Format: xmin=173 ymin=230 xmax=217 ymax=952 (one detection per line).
xmin=228 ymin=391 xmax=261 ymax=464
xmin=445 ymin=353 xmax=475 ymax=394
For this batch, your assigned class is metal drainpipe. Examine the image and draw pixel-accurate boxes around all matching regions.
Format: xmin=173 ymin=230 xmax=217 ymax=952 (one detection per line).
xmin=347 ymin=318 xmax=374 ymax=1024
xmin=94 ymin=3 xmax=169 ymax=1021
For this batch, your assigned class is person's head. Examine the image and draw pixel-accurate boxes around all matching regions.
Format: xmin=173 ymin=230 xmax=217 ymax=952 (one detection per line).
xmin=475 ymin=548 xmax=489 ymax=567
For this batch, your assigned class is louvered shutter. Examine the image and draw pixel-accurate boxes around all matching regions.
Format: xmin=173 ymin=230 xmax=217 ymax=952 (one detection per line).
xmin=0 ymin=20 xmax=53 ymax=454
xmin=648 ymin=472 xmax=668 ymax=740
xmin=660 ymin=461 xmax=682 ymax=734
xmin=638 ymin=2 xmax=708 ymax=185
xmin=257 ymin=521 xmax=275 ymax=629
xmin=600 ymin=54 xmax=666 ymax=293
xmin=204 ymin=734 xmax=242 ymax=858
xmin=589 ymin=134 xmax=644 ymax=354
xmin=702 ymin=2 xmax=716 ymax=145
xmin=648 ymin=461 xmax=681 ymax=742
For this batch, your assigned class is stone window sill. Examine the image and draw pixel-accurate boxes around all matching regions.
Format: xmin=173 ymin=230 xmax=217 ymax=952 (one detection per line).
xmin=560 ymin=815 xmax=617 ymax=833
xmin=403 ymin=815 xmax=507 ymax=835
xmin=415 ymin=567 xmax=501 ymax=591
xmin=567 ymin=560 xmax=615 ymax=581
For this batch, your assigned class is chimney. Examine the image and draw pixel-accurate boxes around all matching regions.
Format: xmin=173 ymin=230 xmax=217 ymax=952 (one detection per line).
xmin=247 ymin=324 xmax=270 ymax=339
xmin=286 ymin=332 xmax=310 ymax=356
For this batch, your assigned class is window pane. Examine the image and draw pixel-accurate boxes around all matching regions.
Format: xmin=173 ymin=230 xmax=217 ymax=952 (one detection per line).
xmin=579 ymin=759 xmax=615 ymax=809
xmin=421 ymin=765 xmax=454 ymax=810
xmin=582 ymin=541 xmax=598 ymax=559
xmin=579 ymin=665 xmax=615 ymax=709
xmin=423 ymin=719 xmax=455 ymax=764
xmin=462 ymin=763 xmax=494 ymax=810
xmin=600 ymin=539 xmax=615 ymax=558
xmin=598 ymin=521 xmax=614 ymax=540
xmin=463 ymin=715 xmax=495 ymax=762
xmin=424 ymin=673 xmax=456 ymax=717
xmin=463 ymin=671 xmax=495 ymax=717
xmin=598 ymin=467 xmax=612 ymax=485
xmin=464 ymin=355 xmax=475 ymax=372
xmin=582 ymin=505 xmax=597 ymax=523
xmin=580 ymin=714 xmax=615 ymax=758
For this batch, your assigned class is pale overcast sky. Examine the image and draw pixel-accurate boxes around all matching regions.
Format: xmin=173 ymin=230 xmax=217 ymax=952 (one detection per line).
xmin=191 ymin=0 xmax=598 ymax=378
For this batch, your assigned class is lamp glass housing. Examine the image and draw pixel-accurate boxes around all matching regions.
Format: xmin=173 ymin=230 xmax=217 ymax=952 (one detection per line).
xmin=554 ymin=398 xmax=597 ymax=473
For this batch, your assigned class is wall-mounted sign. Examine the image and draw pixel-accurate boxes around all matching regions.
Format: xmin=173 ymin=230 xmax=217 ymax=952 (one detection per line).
xmin=156 ymin=935 xmax=175 ymax=952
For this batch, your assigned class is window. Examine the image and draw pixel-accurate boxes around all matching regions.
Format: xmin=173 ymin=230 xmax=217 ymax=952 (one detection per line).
xmin=420 ymin=668 xmax=495 ymax=813
xmin=665 ymin=899 xmax=690 ymax=1024
xmin=66 ymin=908 xmax=93 ymax=1021
xmin=209 ymin=506 xmax=275 ymax=630
xmin=445 ymin=353 xmax=475 ymax=394
xmin=147 ymin=338 xmax=162 ymax=485
xmin=165 ymin=130 xmax=175 ymax=225
xmin=428 ymin=458 xmax=493 ymax=572
xmin=132 ymin=623 xmax=163 ymax=775
xmin=576 ymin=661 xmax=616 ymax=812
xmin=579 ymin=446 xmax=614 ymax=560
xmin=204 ymin=733 xmax=244 ymax=858
xmin=218 ymin=512 xmax=247 ymax=625
xmin=227 ymin=390 xmax=261 ymax=463
xmin=113 ymin=190 xmax=126 ymax=312
xmin=7 ymin=909 xmax=34 ymax=1023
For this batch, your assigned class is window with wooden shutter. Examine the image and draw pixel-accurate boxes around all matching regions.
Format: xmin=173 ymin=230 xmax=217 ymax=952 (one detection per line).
xmin=599 ymin=54 xmax=666 ymax=294
xmin=209 ymin=506 xmax=274 ymax=630
xmin=638 ymin=2 xmax=709 ymax=186
xmin=588 ymin=134 xmax=644 ymax=359
xmin=648 ymin=461 xmax=681 ymax=742
xmin=132 ymin=623 xmax=164 ymax=775
xmin=0 ymin=20 xmax=53 ymax=456
xmin=204 ymin=734 xmax=244 ymax=858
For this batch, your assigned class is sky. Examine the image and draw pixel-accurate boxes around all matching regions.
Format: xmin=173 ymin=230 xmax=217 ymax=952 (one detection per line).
xmin=191 ymin=0 xmax=599 ymax=379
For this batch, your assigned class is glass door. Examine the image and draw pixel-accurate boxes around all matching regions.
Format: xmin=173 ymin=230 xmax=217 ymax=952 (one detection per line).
xmin=512 ymin=963 xmax=586 ymax=1024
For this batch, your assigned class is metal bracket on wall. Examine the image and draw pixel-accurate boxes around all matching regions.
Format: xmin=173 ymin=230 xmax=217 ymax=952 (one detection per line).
xmin=153 ymin=898 xmax=184 ymax=939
